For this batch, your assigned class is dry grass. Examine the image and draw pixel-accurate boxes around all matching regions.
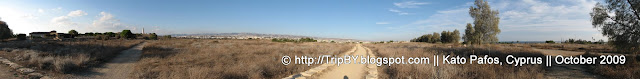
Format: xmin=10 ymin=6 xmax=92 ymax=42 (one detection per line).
xmin=131 ymin=39 xmax=353 ymax=79
xmin=505 ymin=43 xmax=618 ymax=53
xmin=0 ymin=39 xmax=142 ymax=75
xmin=583 ymin=52 xmax=640 ymax=78
xmin=364 ymin=43 xmax=545 ymax=79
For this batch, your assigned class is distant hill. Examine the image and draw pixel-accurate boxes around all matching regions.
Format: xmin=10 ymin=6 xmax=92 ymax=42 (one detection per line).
xmin=170 ymin=33 xmax=364 ymax=42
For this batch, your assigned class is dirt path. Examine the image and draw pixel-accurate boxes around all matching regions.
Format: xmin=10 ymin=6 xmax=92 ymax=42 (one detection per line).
xmin=531 ymin=48 xmax=601 ymax=79
xmin=315 ymin=44 xmax=370 ymax=79
xmin=73 ymin=42 xmax=145 ymax=79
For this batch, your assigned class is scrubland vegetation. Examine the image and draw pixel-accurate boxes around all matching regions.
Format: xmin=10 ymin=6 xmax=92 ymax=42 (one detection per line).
xmin=583 ymin=52 xmax=639 ymax=78
xmin=0 ymin=39 xmax=142 ymax=75
xmin=410 ymin=30 xmax=460 ymax=43
xmin=505 ymin=43 xmax=618 ymax=53
xmin=131 ymin=39 xmax=352 ymax=79
xmin=271 ymin=37 xmax=317 ymax=42
xmin=365 ymin=43 xmax=545 ymax=79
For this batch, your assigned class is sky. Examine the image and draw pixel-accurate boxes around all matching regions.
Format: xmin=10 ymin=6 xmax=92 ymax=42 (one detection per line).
xmin=0 ymin=0 xmax=607 ymax=41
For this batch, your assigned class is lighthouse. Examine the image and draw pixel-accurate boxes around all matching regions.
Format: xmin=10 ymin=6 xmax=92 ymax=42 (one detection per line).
xmin=142 ymin=28 xmax=145 ymax=34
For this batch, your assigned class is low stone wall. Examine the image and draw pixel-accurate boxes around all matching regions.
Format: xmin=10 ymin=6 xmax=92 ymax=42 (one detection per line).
xmin=0 ymin=48 xmax=51 ymax=79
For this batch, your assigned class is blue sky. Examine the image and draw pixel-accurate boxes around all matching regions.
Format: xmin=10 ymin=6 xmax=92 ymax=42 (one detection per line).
xmin=0 ymin=0 xmax=606 ymax=41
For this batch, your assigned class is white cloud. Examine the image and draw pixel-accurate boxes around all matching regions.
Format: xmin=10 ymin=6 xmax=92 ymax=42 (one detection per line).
xmin=21 ymin=14 xmax=37 ymax=19
xmin=394 ymin=1 xmax=429 ymax=8
xmin=92 ymin=12 xmax=137 ymax=31
xmin=388 ymin=8 xmax=409 ymax=15
xmin=37 ymin=8 xmax=44 ymax=13
xmin=50 ymin=16 xmax=75 ymax=26
xmin=394 ymin=0 xmax=604 ymax=41
xmin=376 ymin=22 xmax=390 ymax=24
xmin=67 ymin=10 xmax=87 ymax=17
xmin=499 ymin=0 xmax=598 ymax=32
xmin=50 ymin=10 xmax=89 ymax=26
xmin=402 ymin=8 xmax=471 ymax=32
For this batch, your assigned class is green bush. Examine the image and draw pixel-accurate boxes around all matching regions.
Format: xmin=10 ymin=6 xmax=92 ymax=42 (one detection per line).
xmin=105 ymin=32 xmax=116 ymax=37
xmin=545 ymin=40 xmax=555 ymax=43
xmin=298 ymin=37 xmax=317 ymax=42
xmin=412 ymin=30 xmax=460 ymax=43
xmin=148 ymin=33 xmax=158 ymax=40
xmin=120 ymin=30 xmax=134 ymax=39
xmin=68 ymin=30 xmax=78 ymax=38
xmin=272 ymin=38 xmax=296 ymax=42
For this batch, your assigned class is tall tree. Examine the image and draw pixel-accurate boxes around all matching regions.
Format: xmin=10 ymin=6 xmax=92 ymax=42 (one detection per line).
xmin=431 ymin=32 xmax=440 ymax=43
xmin=439 ymin=30 xmax=461 ymax=43
xmin=463 ymin=23 xmax=476 ymax=44
xmin=0 ymin=21 xmax=12 ymax=40
xmin=452 ymin=29 xmax=461 ymax=43
xmin=469 ymin=0 xmax=501 ymax=44
xmin=441 ymin=31 xmax=449 ymax=43
xmin=591 ymin=0 xmax=640 ymax=53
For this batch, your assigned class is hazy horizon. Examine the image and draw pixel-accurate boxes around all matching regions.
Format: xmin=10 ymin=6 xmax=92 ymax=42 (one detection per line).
xmin=0 ymin=0 xmax=607 ymax=41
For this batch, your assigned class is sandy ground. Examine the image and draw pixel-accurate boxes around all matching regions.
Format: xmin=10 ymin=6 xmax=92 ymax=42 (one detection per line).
xmin=531 ymin=48 xmax=602 ymax=79
xmin=0 ymin=63 xmax=18 ymax=79
xmin=315 ymin=44 xmax=369 ymax=79
xmin=72 ymin=42 xmax=145 ymax=79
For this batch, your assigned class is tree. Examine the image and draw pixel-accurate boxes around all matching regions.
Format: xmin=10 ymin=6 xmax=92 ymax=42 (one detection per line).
xmin=591 ymin=1 xmax=640 ymax=53
xmin=163 ymin=35 xmax=172 ymax=39
xmin=411 ymin=33 xmax=432 ymax=43
xmin=545 ymin=40 xmax=555 ymax=43
xmin=298 ymin=37 xmax=317 ymax=42
xmin=120 ymin=30 xmax=134 ymax=39
xmin=439 ymin=30 xmax=461 ymax=43
xmin=85 ymin=32 xmax=94 ymax=36
xmin=149 ymin=33 xmax=158 ymax=40
xmin=441 ymin=31 xmax=450 ymax=43
xmin=463 ymin=23 xmax=477 ymax=44
xmin=467 ymin=0 xmax=501 ymax=44
xmin=431 ymin=32 xmax=440 ymax=43
xmin=68 ymin=30 xmax=78 ymax=36
xmin=452 ymin=29 xmax=461 ymax=43
xmin=0 ymin=21 xmax=12 ymax=40
xmin=105 ymin=32 xmax=116 ymax=37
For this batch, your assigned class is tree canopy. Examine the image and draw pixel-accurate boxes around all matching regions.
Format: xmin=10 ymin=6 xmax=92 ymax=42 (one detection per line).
xmin=120 ymin=30 xmax=134 ymax=39
xmin=591 ymin=0 xmax=640 ymax=53
xmin=0 ymin=21 xmax=12 ymax=40
xmin=464 ymin=0 xmax=501 ymax=44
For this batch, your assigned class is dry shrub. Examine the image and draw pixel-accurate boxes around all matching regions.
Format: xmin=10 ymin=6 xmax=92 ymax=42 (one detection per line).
xmin=583 ymin=53 xmax=640 ymax=78
xmin=522 ymin=43 xmax=619 ymax=53
xmin=365 ymin=43 xmax=545 ymax=79
xmin=0 ymin=39 xmax=142 ymax=74
xmin=132 ymin=39 xmax=353 ymax=79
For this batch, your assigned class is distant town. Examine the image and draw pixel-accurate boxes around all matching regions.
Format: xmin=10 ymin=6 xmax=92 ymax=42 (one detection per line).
xmin=171 ymin=33 xmax=372 ymax=43
xmin=16 ymin=28 xmax=163 ymax=41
